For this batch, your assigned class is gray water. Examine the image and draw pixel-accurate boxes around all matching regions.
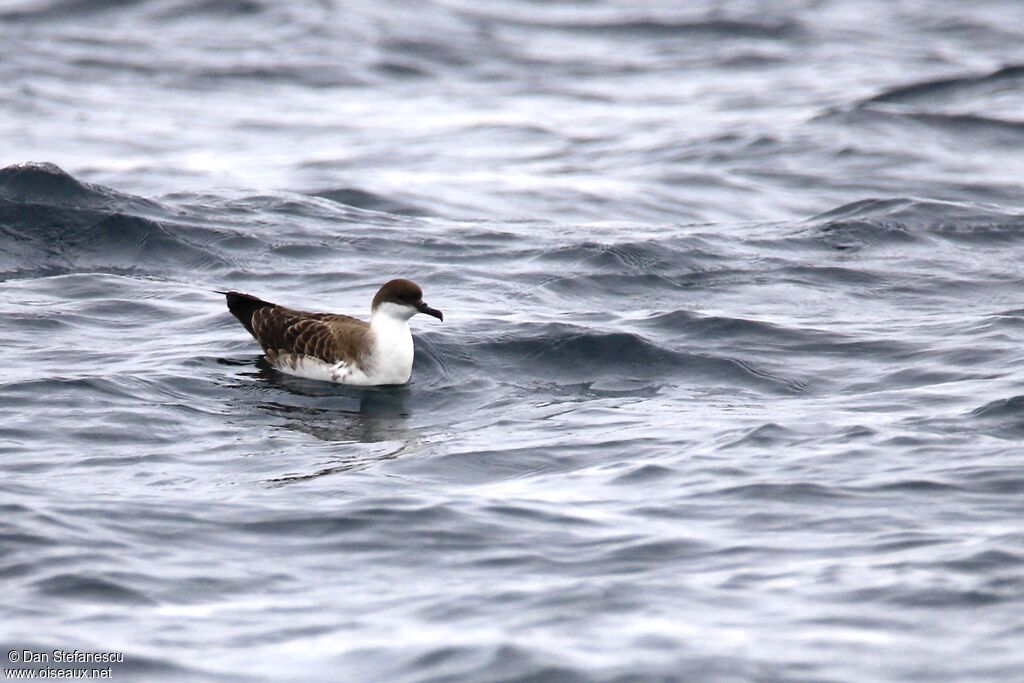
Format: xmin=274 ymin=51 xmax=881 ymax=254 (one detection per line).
xmin=2 ymin=1 xmax=1024 ymax=681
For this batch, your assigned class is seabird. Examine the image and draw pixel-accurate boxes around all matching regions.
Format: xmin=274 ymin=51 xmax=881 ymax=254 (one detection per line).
xmin=224 ymin=279 xmax=442 ymax=385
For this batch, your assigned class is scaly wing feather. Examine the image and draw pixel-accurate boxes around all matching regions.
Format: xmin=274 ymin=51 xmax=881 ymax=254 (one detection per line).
xmin=251 ymin=306 xmax=370 ymax=367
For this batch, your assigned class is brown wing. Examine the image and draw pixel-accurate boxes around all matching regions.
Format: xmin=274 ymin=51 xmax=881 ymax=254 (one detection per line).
xmin=250 ymin=306 xmax=369 ymax=367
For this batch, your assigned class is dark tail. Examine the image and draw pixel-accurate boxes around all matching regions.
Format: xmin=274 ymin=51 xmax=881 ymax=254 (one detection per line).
xmin=224 ymin=291 xmax=275 ymax=338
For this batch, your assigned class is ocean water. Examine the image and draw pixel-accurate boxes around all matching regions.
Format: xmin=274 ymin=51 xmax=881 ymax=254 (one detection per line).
xmin=2 ymin=1 xmax=1024 ymax=681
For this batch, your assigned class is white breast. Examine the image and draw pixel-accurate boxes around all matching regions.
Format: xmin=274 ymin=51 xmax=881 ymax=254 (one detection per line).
xmin=361 ymin=312 xmax=414 ymax=385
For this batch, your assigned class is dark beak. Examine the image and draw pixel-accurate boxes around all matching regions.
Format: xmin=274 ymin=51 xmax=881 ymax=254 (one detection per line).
xmin=416 ymin=301 xmax=443 ymax=321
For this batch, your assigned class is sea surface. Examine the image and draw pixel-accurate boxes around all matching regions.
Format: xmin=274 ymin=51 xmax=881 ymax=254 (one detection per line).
xmin=2 ymin=1 xmax=1024 ymax=681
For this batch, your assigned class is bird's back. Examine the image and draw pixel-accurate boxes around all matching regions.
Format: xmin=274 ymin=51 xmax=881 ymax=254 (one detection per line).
xmin=224 ymin=291 xmax=370 ymax=371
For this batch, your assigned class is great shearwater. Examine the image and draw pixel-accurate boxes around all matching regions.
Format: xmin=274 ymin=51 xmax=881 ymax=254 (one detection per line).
xmin=224 ymin=279 xmax=442 ymax=386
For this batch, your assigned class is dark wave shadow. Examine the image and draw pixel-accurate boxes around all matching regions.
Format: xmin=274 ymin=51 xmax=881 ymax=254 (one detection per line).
xmin=798 ymin=197 xmax=1024 ymax=251
xmin=864 ymin=64 xmax=1024 ymax=106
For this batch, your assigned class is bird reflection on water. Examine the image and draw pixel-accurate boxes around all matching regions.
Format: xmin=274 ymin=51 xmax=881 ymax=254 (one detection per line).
xmin=241 ymin=356 xmax=426 ymax=484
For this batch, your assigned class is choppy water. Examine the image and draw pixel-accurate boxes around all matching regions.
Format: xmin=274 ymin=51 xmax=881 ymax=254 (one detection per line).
xmin=3 ymin=1 xmax=1024 ymax=681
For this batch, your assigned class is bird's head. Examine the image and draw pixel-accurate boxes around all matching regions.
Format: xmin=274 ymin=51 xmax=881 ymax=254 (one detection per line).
xmin=371 ymin=279 xmax=443 ymax=322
